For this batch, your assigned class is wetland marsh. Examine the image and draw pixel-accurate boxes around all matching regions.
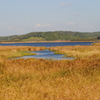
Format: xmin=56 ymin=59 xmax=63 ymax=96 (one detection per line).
xmin=0 ymin=42 xmax=100 ymax=100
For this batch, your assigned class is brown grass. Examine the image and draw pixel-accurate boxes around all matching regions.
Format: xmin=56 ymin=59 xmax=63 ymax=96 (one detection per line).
xmin=0 ymin=46 xmax=46 ymax=51
xmin=49 ymin=45 xmax=100 ymax=58
xmin=92 ymin=42 xmax=100 ymax=46
xmin=0 ymin=46 xmax=46 ymax=59
xmin=0 ymin=44 xmax=100 ymax=100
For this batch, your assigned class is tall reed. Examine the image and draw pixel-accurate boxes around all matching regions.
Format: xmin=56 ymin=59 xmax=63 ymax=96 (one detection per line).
xmin=49 ymin=45 xmax=100 ymax=58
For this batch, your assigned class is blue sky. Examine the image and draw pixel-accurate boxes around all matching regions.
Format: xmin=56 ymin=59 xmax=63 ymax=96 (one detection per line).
xmin=0 ymin=0 xmax=100 ymax=36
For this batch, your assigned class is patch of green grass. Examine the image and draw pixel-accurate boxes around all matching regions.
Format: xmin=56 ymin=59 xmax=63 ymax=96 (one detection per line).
xmin=8 ymin=51 xmax=36 ymax=58
xmin=0 ymin=51 xmax=36 ymax=59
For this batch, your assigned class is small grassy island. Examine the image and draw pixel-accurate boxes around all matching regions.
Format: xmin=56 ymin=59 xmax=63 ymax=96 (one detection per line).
xmin=0 ymin=43 xmax=100 ymax=100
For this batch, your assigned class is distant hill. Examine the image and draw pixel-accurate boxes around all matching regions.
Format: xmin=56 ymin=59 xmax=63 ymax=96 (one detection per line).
xmin=0 ymin=31 xmax=100 ymax=42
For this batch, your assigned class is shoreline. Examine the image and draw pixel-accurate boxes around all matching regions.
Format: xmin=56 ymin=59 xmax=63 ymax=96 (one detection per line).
xmin=0 ymin=40 xmax=96 ymax=44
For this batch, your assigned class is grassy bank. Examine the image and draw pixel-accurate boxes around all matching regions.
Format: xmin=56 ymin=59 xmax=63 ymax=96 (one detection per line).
xmin=0 ymin=46 xmax=46 ymax=59
xmin=0 ymin=40 xmax=94 ymax=44
xmin=0 ymin=44 xmax=100 ymax=100
xmin=49 ymin=44 xmax=100 ymax=58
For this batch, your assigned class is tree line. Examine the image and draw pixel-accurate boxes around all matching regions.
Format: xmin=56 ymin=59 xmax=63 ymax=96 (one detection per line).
xmin=0 ymin=31 xmax=100 ymax=42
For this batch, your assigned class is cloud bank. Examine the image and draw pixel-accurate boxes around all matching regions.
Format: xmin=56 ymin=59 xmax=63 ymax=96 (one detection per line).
xmin=34 ymin=24 xmax=51 ymax=28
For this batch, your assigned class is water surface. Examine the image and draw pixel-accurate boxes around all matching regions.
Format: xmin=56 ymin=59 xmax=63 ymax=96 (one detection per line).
xmin=18 ymin=50 xmax=73 ymax=60
xmin=0 ymin=42 xmax=93 ymax=47
xmin=1 ymin=42 xmax=93 ymax=60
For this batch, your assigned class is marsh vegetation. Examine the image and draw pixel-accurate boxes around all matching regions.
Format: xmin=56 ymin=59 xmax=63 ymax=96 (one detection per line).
xmin=0 ymin=43 xmax=100 ymax=100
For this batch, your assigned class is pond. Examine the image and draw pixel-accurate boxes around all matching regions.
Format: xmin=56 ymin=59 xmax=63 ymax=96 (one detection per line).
xmin=17 ymin=50 xmax=73 ymax=60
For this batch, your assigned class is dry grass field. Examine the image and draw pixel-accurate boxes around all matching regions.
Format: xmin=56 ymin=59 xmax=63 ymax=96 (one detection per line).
xmin=0 ymin=46 xmax=46 ymax=59
xmin=49 ymin=44 xmax=100 ymax=58
xmin=0 ymin=44 xmax=100 ymax=100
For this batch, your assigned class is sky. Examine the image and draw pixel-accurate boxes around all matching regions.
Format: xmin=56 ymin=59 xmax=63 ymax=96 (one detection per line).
xmin=0 ymin=0 xmax=100 ymax=36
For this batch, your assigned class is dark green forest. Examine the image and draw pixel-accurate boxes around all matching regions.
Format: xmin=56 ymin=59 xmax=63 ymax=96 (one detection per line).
xmin=0 ymin=31 xmax=100 ymax=42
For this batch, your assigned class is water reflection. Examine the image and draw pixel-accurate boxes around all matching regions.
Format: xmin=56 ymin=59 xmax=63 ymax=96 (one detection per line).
xmin=19 ymin=50 xmax=73 ymax=60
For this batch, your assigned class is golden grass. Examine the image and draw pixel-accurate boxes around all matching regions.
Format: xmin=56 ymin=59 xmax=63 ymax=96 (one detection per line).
xmin=92 ymin=42 xmax=100 ymax=46
xmin=0 ymin=44 xmax=100 ymax=100
xmin=49 ymin=45 xmax=100 ymax=58
xmin=0 ymin=46 xmax=46 ymax=51
xmin=0 ymin=46 xmax=46 ymax=59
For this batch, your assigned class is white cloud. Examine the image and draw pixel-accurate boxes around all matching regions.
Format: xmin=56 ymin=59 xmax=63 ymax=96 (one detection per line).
xmin=60 ymin=2 xmax=70 ymax=6
xmin=34 ymin=24 xmax=41 ymax=27
xmin=34 ymin=24 xmax=51 ymax=28
xmin=66 ymin=22 xmax=75 ymax=26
